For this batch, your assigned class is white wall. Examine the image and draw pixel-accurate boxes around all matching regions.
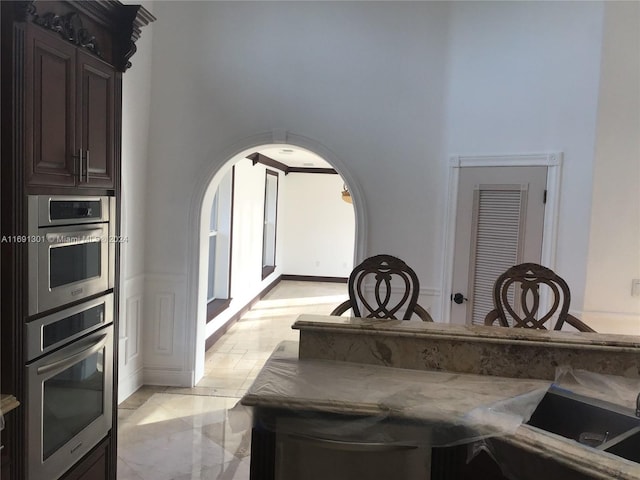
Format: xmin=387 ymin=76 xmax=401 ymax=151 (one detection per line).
xmin=143 ymin=1 xmax=449 ymax=385
xmin=280 ymin=174 xmax=355 ymax=278
xmin=202 ymin=160 xmax=286 ymax=342
xmin=444 ymin=1 xmax=605 ymax=313
xmin=229 ymin=160 xmax=284 ymax=302
xmin=129 ymin=1 xmax=632 ymax=386
xmin=118 ymin=1 xmax=154 ymax=400
xmin=583 ymin=1 xmax=640 ymax=334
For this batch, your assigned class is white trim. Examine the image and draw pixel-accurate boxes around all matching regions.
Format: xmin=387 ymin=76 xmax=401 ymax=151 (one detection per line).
xmin=153 ymin=292 xmax=176 ymax=355
xmin=122 ymin=272 xmax=146 ymax=285
xmin=144 ymin=272 xmax=186 ymax=283
xmin=118 ymin=274 xmax=145 ymax=397
xmin=441 ymin=152 xmax=563 ymax=324
xmin=143 ymin=368 xmax=194 ymax=387
xmin=117 ymin=366 xmax=144 ymax=404
xmin=184 ymin=131 xmax=367 ymax=387
xmin=449 ymin=152 xmax=562 ymax=168
xmin=124 ymin=294 xmax=142 ymax=363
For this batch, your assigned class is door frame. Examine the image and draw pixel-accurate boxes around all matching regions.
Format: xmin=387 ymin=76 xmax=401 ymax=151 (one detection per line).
xmin=440 ymin=152 xmax=563 ymax=324
xmin=185 ymin=131 xmax=367 ymax=385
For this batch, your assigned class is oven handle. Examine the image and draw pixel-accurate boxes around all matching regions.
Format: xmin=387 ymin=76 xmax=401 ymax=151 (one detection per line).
xmin=36 ymin=333 xmax=108 ymax=376
xmin=45 ymin=228 xmax=104 ymax=245
xmin=285 ymin=433 xmax=419 ymax=452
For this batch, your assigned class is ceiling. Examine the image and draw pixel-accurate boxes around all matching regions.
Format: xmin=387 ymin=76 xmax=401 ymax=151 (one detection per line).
xmin=257 ymin=146 xmax=332 ymax=169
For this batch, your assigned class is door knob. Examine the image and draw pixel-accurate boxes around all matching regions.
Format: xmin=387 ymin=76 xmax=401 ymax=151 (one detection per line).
xmin=451 ymin=293 xmax=468 ymax=304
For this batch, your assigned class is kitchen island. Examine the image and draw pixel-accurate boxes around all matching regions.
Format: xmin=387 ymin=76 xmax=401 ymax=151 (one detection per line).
xmin=241 ymin=318 xmax=640 ymax=480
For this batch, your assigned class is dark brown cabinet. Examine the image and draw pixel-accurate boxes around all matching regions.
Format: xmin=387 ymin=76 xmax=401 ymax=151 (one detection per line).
xmin=0 ymin=2 xmax=153 ymax=480
xmin=78 ymin=50 xmax=116 ymax=188
xmin=60 ymin=436 xmax=110 ymax=480
xmin=25 ymin=24 xmax=115 ymax=190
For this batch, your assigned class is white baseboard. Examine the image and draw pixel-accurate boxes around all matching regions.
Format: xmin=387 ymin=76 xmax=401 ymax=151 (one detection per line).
xmin=143 ymin=367 xmax=194 ymax=387
xmin=118 ymin=366 xmax=144 ymax=404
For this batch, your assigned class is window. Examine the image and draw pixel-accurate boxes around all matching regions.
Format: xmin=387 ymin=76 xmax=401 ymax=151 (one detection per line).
xmin=207 ymin=191 xmax=220 ymax=302
xmin=262 ymin=170 xmax=278 ymax=279
xmin=206 ymin=168 xmax=234 ymax=321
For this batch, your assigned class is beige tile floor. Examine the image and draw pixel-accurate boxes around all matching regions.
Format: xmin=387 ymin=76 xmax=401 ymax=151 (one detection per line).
xmin=117 ymin=281 xmax=347 ymax=480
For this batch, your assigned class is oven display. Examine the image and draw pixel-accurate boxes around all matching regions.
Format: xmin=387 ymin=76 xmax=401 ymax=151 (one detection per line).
xmin=42 ymin=304 xmax=105 ymax=350
xmin=49 ymin=200 xmax=103 ymax=221
xmin=42 ymin=350 xmax=104 ymax=460
xmin=49 ymin=242 xmax=101 ymax=289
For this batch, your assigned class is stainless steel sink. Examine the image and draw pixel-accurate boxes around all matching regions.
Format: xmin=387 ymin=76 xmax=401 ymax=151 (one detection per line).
xmin=526 ymin=386 xmax=640 ymax=458
xmin=603 ymin=426 xmax=640 ymax=463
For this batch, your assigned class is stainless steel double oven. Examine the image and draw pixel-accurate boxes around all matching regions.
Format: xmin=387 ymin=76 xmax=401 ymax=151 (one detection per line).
xmin=26 ymin=196 xmax=115 ymax=480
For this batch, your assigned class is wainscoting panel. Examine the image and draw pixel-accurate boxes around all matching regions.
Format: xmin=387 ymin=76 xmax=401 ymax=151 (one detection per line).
xmin=143 ymin=273 xmax=190 ymax=386
xmin=118 ymin=274 xmax=145 ymax=403
xmin=154 ymin=293 xmax=176 ymax=355
xmin=125 ymin=294 xmax=142 ymax=363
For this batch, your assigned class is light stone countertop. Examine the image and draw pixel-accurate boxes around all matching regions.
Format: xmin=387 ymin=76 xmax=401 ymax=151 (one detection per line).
xmin=0 ymin=394 xmax=20 ymax=416
xmin=241 ymin=341 xmax=640 ymax=480
xmin=293 ymin=314 xmax=640 ymax=351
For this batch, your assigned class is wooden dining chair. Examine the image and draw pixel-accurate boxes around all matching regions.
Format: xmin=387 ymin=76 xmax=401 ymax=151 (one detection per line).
xmin=331 ymin=254 xmax=433 ymax=321
xmin=484 ymin=263 xmax=595 ymax=332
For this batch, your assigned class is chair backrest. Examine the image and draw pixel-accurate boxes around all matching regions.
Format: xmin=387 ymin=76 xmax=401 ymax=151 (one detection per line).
xmin=347 ymin=254 xmax=421 ymax=320
xmin=485 ymin=262 xmax=578 ymax=330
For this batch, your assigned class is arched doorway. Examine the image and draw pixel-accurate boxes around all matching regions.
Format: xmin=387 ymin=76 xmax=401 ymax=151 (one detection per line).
xmin=185 ymin=134 xmax=367 ymax=385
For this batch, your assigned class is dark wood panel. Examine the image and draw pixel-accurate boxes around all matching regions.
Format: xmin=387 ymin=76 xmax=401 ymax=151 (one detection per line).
xmin=2 ymin=4 xmax=153 ymax=480
xmin=1 ymin=12 xmax=28 ymax=479
xmin=286 ymin=167 xmax=337 ymax=175
xmin=280 ymin=274 xmax=348 ymax=283
xmin=77 ymin=50 xmax=115 ymax=188
xmin=249 ymin=427 xmax=276 ymax=480
xmin=25 ymin=25 xmax=77 ymax=187
xmin=60 ymin=436 xmax=110 ymax=480
xmin=247 ymin=152 xmax=338 ymax=175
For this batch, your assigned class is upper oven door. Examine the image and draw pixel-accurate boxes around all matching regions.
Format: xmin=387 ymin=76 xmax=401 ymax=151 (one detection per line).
xmin=29 ymin=223 xmax=109 ymax=315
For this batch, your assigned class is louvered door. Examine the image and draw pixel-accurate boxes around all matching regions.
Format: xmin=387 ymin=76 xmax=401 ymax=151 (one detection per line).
xmin=468 ymin=186 xmax=526 ymax=325
xmin=451 ymin=166 xmax=547 ymax=325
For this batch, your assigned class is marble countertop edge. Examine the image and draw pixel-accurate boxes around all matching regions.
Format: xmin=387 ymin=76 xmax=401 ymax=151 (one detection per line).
xmin=293 ymin=315 xmax=640 ymax=351
xmin=0 ymin=394 xmax=20 ymax=416
xmin=508 ymin=425 xmax=640 ymax=480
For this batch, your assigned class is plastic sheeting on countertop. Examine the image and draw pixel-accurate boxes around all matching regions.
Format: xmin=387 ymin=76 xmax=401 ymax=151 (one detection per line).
xmin=235 ymin=341 xmax=551 ymax=447
xmin=475 ymin=367 xmax=640 ymax=480
xmin=233 ymin=341 xmax=640 ymax=479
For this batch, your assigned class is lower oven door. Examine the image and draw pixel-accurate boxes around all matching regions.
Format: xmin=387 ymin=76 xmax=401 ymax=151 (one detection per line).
xmin=27 ymin=326 xmax=113 ymax=480
xmin=26 ymin=293 xmax=113 ymax=362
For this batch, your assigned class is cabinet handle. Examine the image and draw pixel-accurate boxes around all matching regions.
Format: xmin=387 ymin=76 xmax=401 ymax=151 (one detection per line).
xmin=73 ymin=149 xmax=83 ymax=180
xmin=85 ymin=150 xmax=90 ymax=182
xmin=284 ymin=433 xmax=419 ymax=452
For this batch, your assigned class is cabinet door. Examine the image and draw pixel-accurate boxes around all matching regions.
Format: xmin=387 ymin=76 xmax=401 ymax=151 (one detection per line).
xmin=61 ymin=437 xmax=109 ymax=480
xmin=25 ymin=26 xmax=77 ymax=187
xmin=77 ymin=51 xmax=115 ymax=189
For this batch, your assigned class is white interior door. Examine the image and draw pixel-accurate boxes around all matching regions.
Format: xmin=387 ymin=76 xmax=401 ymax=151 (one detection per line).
xmin=450 ymin=166 xmax=547 ymax=325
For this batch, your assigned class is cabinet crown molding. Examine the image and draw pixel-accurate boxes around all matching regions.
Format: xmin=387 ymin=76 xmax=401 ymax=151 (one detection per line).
xmin=18 ymin=0 xmax=155 ymax=72
xmin=31 ymin=9 xmax=102 ymax=57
